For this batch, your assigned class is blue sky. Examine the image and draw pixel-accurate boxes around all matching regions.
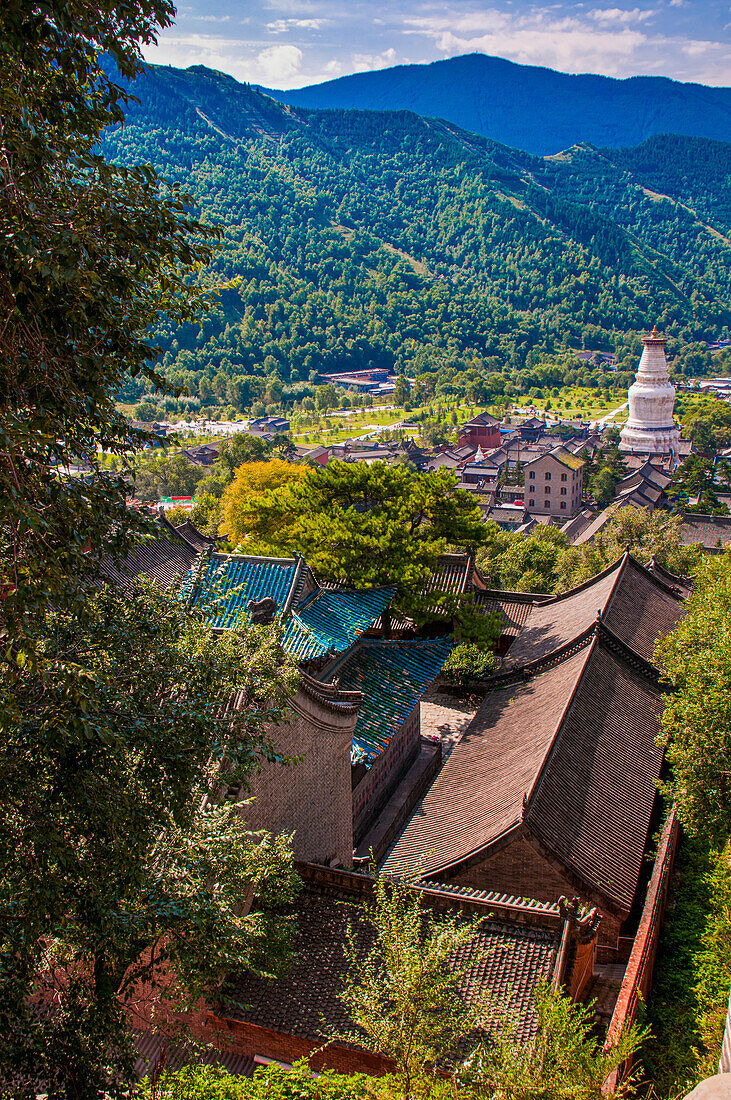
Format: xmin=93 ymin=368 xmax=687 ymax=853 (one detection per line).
xmin=143 ymin=0 xmax=731 ymax=89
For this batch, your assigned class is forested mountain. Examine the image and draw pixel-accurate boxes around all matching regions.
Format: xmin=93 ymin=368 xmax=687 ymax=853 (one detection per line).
xmin=264 ymin=53 xmax=731 ymax=157
xmin=102 ymin=62 xmax=731 ymax=407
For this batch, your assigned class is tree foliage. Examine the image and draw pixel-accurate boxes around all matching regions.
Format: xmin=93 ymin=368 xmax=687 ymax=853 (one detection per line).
xmin=0 ymin=0 xmax=217 ymax=645
xmin=459 ymin=982 xmax=642 ymax=1099
xmin=338 ymin=873 xmax=482 ymax=1098
xmin=224 ymin=460 xmax=486 ymax=614
xmin=657 ymin=551 xmax=731 ymax=844
xmin=222 ymin=460 xmax=308 ymax=546
xmin=0 ymin=580 xmax=301 ymax=1097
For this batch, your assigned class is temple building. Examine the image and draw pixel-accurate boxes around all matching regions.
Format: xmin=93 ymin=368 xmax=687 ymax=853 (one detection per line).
xmin=620 ymin=327 xmax=681 ymax=455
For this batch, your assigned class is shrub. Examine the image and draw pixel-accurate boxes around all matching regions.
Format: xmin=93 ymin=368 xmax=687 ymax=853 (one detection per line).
xmin=441 ymin=644 xmax=495 ymax=685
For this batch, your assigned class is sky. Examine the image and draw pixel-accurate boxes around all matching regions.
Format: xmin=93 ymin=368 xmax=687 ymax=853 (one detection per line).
xmin=143 ymin=0 xmax=731 ymax=90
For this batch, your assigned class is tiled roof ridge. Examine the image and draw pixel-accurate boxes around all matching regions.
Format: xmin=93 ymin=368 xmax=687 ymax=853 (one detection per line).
xmin=646 ymin=555 xmax=695 ymax=590
xmin=294 ymin=861 xmax=563 ymax=925
xmin=298 ymin=672 xmax=362 ymax=714
xmin=486 ymin=623 xmax=596 ymax=690
xmin=535 ymin=553 xmax=626 ymax=607
xmin=282 ymin=554 xmax=308 ymax=616
xmin=157 ymin=512 xmax=201 ymax=554
xmin=208 ymin=550 xmax=299 ymax=566
xmin=594 ymin=620 xmax=664 ymax=686
xmin=611 ymin=551 xmax=686 ymax=604
xmin=474 ymin=586 xmax=551 ymax=606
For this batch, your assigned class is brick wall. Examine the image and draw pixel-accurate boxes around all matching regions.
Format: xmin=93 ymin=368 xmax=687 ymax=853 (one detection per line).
xmin=242 ymin=678 xmax=358 ymax=868
xmin=435 ymin=834 xmax=623 ymax=946
xmin=208 ymin=1015 xmax=394 ymax=1077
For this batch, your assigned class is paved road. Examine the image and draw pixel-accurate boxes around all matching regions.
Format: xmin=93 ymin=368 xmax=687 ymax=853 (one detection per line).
xmin=599 ymin=401 xmax=628 ymax=426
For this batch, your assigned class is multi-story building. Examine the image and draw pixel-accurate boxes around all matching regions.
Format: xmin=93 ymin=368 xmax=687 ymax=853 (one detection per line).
xmin=524 ymin=446 xmax=584 ymax=517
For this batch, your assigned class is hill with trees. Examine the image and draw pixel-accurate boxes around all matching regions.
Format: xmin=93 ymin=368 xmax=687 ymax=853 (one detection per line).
xmin=101 ymin=62 xmax=731 ymax=412
xmin=263 ymin=53 xmax=731 ymax=157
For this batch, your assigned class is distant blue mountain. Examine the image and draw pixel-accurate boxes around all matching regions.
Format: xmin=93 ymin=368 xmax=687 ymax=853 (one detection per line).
xmin=262 ymin=53 xmax=731 ymax=156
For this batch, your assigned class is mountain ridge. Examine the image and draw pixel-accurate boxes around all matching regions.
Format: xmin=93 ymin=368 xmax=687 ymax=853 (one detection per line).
xmin=100 ymin=61 xmax=730 ymax=409
xmin=260 ymin=52 xmax=731 ymax=156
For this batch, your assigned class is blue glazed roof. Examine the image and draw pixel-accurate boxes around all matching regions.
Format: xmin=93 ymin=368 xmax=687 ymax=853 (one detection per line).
xmin=189 ymin=554 xmax=301 ymax=629
xmin=282 ymin=587 xmax=395 ymax=661
xmin=326 ymin=638 xmax=453 ymax=766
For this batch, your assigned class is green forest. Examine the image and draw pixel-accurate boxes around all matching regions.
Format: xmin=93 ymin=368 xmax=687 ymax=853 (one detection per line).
xmin=101 ymin=63 xmax=731 ymax=414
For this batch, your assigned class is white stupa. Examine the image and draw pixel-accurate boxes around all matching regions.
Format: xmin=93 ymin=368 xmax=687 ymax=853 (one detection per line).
xmin=619 ymin=327 xmax=680 ymax=454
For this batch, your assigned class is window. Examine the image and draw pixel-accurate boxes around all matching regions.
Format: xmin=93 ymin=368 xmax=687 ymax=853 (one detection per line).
xmin=544 ymin=500 xmax=550 ymax=508
xmin=561 ymin=473 xmax=567 ymax=481
xmin=529 ymin=499 xmax=535 ymax=508
xmin=545 ymin=472 xmax=552 ymax=480
xmin=529 ymin=471 xmax=535 ymax=480
xmin=545 ymin=485 xmax=551 ymax=494
xmin=560 ymin=502 xmax=566 ymax=510
xmin=561 ymin=487 xmax=567 ymax=495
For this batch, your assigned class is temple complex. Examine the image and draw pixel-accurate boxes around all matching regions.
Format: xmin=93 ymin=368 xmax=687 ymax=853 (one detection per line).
xmin=620 ymin=327 xmax=681 ymax=455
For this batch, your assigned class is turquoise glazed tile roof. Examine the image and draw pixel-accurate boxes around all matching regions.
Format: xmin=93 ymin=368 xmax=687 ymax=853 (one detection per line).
xmin=282 ymin=587 xmax=395 ymax=661
xmin=189 ymin=554 xmax=301 ymax=629
xmin=327 ymin=638 xmax=453 ymax=766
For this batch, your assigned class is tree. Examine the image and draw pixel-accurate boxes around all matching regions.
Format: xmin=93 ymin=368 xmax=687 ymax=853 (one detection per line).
xmin=554 ymin=507 xmax=702 ymax=592
xmin=224 ymin=461 xmax=486 ymax=617
xmin=222 ymin=460 xmax=307 ymax=547
xmin=134 ymin=451 xmax=206 ymax=501
xmin=338 ymin=873 xmax=481 ymax=1098
xmin=476 ymin=524 xmax=569 ymax=593
xmin=216 ymin=434 xmax=272 ymax=479
xmin=656 ymin=551 xmax=731 ymax=844
xmin=0 ymin=580 xmax=300 ymax=1097
xmin=0 ymin=0 xmax=216 ymax=643
xmin=460 ymin=981 xmax=642 ymax=1099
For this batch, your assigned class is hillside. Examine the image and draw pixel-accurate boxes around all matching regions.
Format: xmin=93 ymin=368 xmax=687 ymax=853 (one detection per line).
xmin=102 ymin=62 xmax=731 ymax=407
xmin=263 ymin=53 xmax=731 ymax=157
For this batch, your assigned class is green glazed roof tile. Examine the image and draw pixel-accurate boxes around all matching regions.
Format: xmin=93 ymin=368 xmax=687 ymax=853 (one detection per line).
xmin=282 ymin=587 xmax=395 ymax=661
xmin=326 ymin=638 xmax=453 ymax=766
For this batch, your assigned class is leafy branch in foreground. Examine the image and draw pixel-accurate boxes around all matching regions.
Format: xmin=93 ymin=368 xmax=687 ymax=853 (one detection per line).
xmin=657 ymin=549 xmax=731 ymax=844
xmin=459 ymin=981 xmax=643 ymax=1100
xmin=337 ymin=872 xmax=482 ymax=1099
xmin=0 ymin=580 xmax=300 ymax=1099
xmin=0 ymin=0 xmax=218 ymax=649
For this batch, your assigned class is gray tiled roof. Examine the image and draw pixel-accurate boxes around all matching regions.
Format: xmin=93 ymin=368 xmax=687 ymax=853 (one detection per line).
xmin=222 ymin=877 xmax=560 ymax=1046
xmin=101 ymin=536 xmax=199 ymax=590
xmin=383 ymin=625 xmax=664 ymax=912
xmin=503 ymin=554 xmax=684 ymax=668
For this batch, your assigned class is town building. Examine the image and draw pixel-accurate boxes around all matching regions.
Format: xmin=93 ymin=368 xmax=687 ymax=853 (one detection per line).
xmin=620 ymin=328 xmax=681 ymax=455
xmin=457 ymin=411 xmax=502 ymax=450
xmin=524 ymin=446 xmax=584 ymax=517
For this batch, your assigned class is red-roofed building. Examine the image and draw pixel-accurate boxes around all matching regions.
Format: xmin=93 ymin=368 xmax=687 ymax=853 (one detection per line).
xmin=457 ymin=412 xmax=501 ymax=450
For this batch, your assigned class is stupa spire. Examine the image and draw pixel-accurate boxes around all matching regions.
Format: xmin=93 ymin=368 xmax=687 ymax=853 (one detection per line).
xmin=619 ymin=326 xmax=680 ymax=454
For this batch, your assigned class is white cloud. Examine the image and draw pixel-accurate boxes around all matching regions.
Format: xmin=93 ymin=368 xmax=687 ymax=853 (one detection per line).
xmin=590 ymin=8 xmax=657 ymax=25
xmin=195 ymin=14 xmax=231 ymax=23
xmin=266 ymin=17 xmax=327 ymax=34
xmin=668 ymin=0 xmax=686 ymax=6
xmin=352 ymin=47 xmax=398 ymax=72
xmin=256 ymin=43 xmax=303 ymax=81
xmin=402 ymin=6 xmax=728 ymax=81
